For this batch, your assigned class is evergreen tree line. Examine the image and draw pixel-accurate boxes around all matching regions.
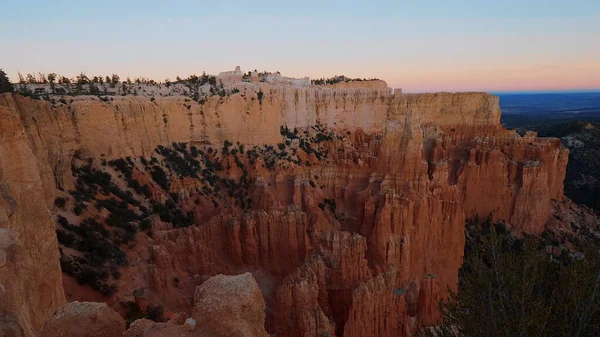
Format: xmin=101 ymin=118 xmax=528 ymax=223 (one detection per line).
xmin=418 ymin=221 xmax=600 ymax=337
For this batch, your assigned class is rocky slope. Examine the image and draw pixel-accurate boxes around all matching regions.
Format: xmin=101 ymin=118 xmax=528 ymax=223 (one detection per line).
xmin=41 ymin=273 xmax=268 ymax=337
xmin=0 ymin=69 xmax=570 ymax=337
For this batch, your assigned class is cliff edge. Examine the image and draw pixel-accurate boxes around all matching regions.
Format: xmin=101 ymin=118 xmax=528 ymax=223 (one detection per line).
xmin=0 ymin=70 xmax=568 ymax=337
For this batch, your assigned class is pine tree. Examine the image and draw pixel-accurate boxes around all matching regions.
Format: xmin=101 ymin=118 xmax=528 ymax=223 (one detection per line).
xmin=417 ymin=222 xmax=600 ymax=337
xmin=0 ymin=69 xmax=14 ymax=93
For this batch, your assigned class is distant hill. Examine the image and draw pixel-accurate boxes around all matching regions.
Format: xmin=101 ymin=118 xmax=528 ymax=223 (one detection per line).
xmin=499 ymin=92 xmax=600 ymax=129
xmin=498 ymin=92 xmax=600 ymax=112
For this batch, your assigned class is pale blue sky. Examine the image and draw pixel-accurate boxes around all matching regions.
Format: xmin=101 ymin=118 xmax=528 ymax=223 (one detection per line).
xmin=2 ymin=0 xmax=599 ymax=92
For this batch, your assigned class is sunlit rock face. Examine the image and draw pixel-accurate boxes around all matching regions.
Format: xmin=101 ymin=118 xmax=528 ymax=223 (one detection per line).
xmin=0 ymin=70 xmax=568 ymax=336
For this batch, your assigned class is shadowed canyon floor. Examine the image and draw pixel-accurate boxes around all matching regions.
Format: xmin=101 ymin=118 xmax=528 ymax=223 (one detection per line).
xmin=0 ymin=69 xmax=587 ymax=337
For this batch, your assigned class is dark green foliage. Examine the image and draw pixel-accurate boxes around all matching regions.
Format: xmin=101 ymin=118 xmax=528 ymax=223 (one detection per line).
xmin=121 ymin=301 xmax=164 ymax=328
xmin=71 ymin=163 xmax=141 ymax=208
xmin=265 ymin=158 xmax=277 ymax=170
xmin=151 ymin=165 xmax=169 ymax=191
xmin=128 ymin=178 xmax=152 ymax=198
xmin=95 ymin=198 xmax=141 ymax=244
xmin=61 ymin=163 xmax=150 ymax=296
xmin=70 ymin=164 xmax=113 ymax=201
xmin=151 ymin=200 xmax=194 ymax=228
xmin=257 ymin=91 xmax=264 ymax=104
xmin=54 ymin=197 xmax=67 ymax=209
xmin=73 ymin=203 xmax=85 ymax=215
xmin=311 ymin=75 xmax=379 ymax=85
xmin=60 ymin=252 xmax=117 ymax=296
xmin=57 ymin=214 xmax=124 ymax=297
xmin=140 ymin=218 xmax=152 ymax=232
xmin=154 ymin=143 xmax=201 ymax=179
xmin=222 ymin=140 xmax=233 ymax=155
xmin=89 ymin=83 xmax=101 ymax=95
xmin=58 ymin=216 xmax=126 ymax=264
xmin=536 ymin=121 xmax=600 ymax=211
xmin=323 ymin=198 xmax=336 ymax=213
xmin=234 ymin=155 xmax=244 ymax=169
xmin=190 ymin=145 xmax=199 ymax=158
xmin=109 ymin=158 xmax=134 ymax=178
xmin=146 ymin=305 xmax=164 ymax=322
xmin=57 ymin=215 xmax=70 ymax=227
xmin=107 ymin=160 xmax=147 ymax=203
xmin=110 ymin=265 xmax=121 ymax=280
xmin=246 ymin=147 xmax=260 ymax=164
xmin=299 ymin=139 xmax=313 ymax=154
xmin=0 ymin=69 xmax=14 ymax=93
xmin=315 ymin=132 xmax=333 ymax=143
xmin=56 ymin=229 xmax=76 ymax=246
xmin=418 ymin=221 xmax=600 ymax=337
xmin=182 ymin=72 xmax=218 ymax=102
xmin=280 ymin=125 xmax=299 ymax=139
xmin=121 ymin=301 xmax=146 ymax=328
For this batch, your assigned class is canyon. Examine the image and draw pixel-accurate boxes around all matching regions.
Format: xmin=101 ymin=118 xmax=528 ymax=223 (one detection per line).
xmin=0 ymin=68 xmax=570 ymax=336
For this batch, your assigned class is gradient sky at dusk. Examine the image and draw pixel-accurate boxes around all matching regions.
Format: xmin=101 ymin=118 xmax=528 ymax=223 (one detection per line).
xmin=2 ymin=0 xmax=599 ymax=93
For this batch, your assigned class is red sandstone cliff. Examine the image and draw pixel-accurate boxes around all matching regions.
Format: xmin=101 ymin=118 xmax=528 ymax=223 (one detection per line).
xmin=0 ymin=96 xmax=65 ymax=337
xmin=0 ymin=74 xmax=569 ymax=337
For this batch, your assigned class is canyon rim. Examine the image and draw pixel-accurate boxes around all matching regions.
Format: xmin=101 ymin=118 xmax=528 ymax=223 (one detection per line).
xmin=0 ymin=68 xmax=572 ymax=336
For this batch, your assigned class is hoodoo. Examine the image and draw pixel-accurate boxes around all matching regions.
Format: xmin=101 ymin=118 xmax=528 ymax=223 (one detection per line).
xmin=0 ymin=69 xmax=568 ymax=336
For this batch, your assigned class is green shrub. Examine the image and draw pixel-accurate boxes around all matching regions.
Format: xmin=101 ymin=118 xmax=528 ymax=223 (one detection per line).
xmin=0 ymin=69 xmax=14 ymax=93
xmin=146 ymin=305 xmax=164 ymax=322
xmin=151 ymin=165 xmax=169 ymax=191
xmin=257 ymin=91 xmax=264 ymax=104
xmin=54 ymin=197 xmax=67 ymax=209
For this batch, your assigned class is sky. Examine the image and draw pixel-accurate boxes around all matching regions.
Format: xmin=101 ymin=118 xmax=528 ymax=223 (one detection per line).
xmin=2 ymin=0 xmax=599 ymax=93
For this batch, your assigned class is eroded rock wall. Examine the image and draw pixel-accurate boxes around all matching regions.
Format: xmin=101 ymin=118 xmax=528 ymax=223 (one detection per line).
xmin=0 ymin=81 xmax=567 ymax=337
xmin=0 ymin=99 xmax=65 ymax=337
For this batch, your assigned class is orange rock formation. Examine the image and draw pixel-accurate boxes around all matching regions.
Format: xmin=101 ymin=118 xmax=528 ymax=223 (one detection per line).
xmin=124 ymin=273 xmax=269 ymax=337
xmin=0 ymin=71 xmax=568 ymax=336
xmin=40 ymin=302 xmax=125 ymax=337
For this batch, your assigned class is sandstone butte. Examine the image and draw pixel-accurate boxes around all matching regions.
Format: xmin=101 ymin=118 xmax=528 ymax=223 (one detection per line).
xmin=0 ymin=68 xmax=570 ymax=337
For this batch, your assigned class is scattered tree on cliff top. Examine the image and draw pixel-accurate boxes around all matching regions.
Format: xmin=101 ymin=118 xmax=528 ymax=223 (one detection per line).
xmin=0 ymin=69 xmax=14 ymax=93
xmin=418 ymin=221 xmax=600 ymax=337
xmin=311 ymin=75 xmax=380 ymax=85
